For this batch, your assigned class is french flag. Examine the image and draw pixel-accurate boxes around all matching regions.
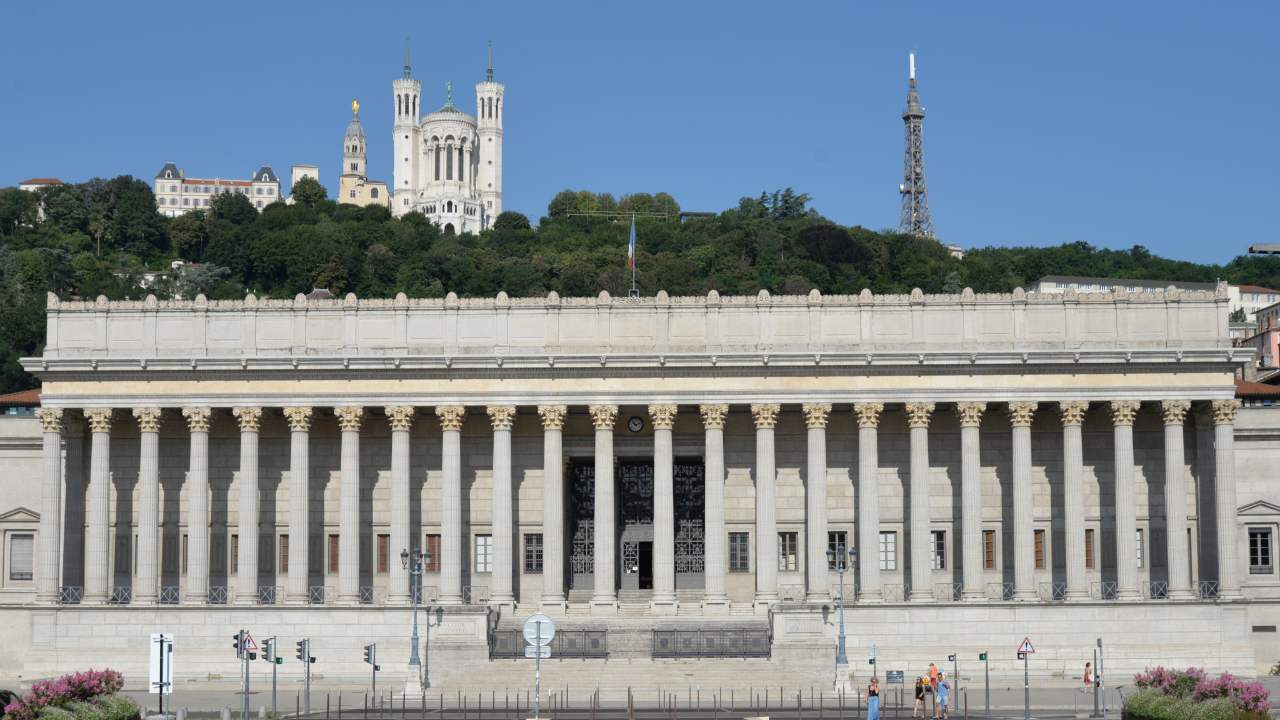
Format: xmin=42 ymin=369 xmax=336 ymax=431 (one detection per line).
xmin=627 ymin=215 xmax=636 ymax=269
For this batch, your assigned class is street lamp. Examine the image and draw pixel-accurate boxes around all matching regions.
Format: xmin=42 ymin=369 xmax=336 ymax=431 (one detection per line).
xmin=826 ymin=544 xmax=854 ymax=665
xmin=401 ymin=546 xmax=431 ymax=682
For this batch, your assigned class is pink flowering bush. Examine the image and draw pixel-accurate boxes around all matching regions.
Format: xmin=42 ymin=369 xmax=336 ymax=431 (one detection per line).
xmin=1191 ymin=673 xmax=1272 ymax=714
xmin=1134 ymin=667 xmax=1208 ymax=699
xmin=1127 ymin=667 xmax=1272 ymax=719
xmin=2 ymin=670 xmax=124 ymax=720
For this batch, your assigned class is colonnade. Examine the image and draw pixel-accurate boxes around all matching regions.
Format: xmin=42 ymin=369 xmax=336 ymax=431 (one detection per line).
xmin=30 ymin=399 xmax=1244 ymax=608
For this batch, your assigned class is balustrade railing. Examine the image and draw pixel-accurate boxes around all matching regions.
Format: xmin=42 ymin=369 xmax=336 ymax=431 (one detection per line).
xmin=1146 ymin=581 xmax=1169 ymax=600
xmin=1038 ymin=582 xmax=1067 ymax=602
xmin=1196 ymin=581 xmax=1219 ymax=599
xmin=829 ymin=582 xmax=858 ymax=602
xmin=207 ymin=586 xmax=229 ymax=605
xmin=883 ymin=584 xmax=910 ymax=603
xmin=108 ymin=587 xmax=132 ymax=604
xmin=413 ymin=585 xmax=438 ymax=604
xmin=653 ymin=629 xmax=769 ymax=659
xmin=463 ymin=585 xmax=489 ymax=604
xmin=359 ymin=586 xmax=387 ymax=605
xmin=310 ymin=585 xmax=334 ymax=604
xmin=1091 ymin=581 xmax=1118 ymax=600
xmin=58 ymin=586 xmax=83 ymax=604
xmin=934 ymin=582 xmax=963 ymax=601
xmin=986 ymin=582 xmax=1014 ymax=601
xmin=779 ymin=584 xmax=806 ymax=602
xmin=258 ymin=586 xmax=283 ymax=604
xmin=159 ymin=586 xmax=182 ymax=604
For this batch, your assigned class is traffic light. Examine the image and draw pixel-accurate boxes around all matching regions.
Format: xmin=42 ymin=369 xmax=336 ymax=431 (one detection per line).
xmin=296 ymin=640 xmax=306 ymax=661
xmin=979 ymin=653 xmax=987 ymax=661
xmin=948 ymin=654 xmax=956 ymax=662
xmin=868 ymin=658 xmax=876 ymax=665
xmin=1017 ymin=652 xmax=1026 ymax=660
xmin=364 ymin=644 xmax=375 ymax=665
xmin=232 ymin=630 xmax=244 ymax=659
xmin=276 ymin=657 xmax=283 ymax=665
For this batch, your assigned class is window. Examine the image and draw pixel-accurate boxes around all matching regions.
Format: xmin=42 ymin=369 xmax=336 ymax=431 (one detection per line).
xmin=729 ymin=532 xmax=750 ymax=572
xmin=182 ymin=534 xmax=188 ymax=575
xmin=231 ymin=535 xmax=239 ymax=573
xmin=256 ymin=201 xmax=262 ymax=208
xmin=328 ymin=535 xmax=339 ymax=573
xmin=371 ymin=188 xmax=379 ymax=199
xmin=1250 ymin=529 xmax=1273 ymax=574
xmin=777 ymin=532 xmax=798 ymax=571
xmin=377 ymin=534 xmax=389 ymax=573
xmin=983 ymin=530 xmax=996 ymax=569
xmin=183 ymin=198 xmax=189 ymax=206
xmin=524 ymin=534 xmax=543 ymax=573
xmin=1085 ymin=529 xmax=1094 ymax=568
xmin=202 ymin=199 xmax=209 ymax=207
xmin=475 ymin=535 xmax=492 ymax=572
xmin=879 ymin=531 xmax=897 ymax=570
xmin=1136 ymin=529 xmax=1145 ymax=568
xmin=1034 ymin=530 xmax=1045 ymax=569
xmin=9 ymin=534 xmax=33 ymax=581
xmin=280 ymin=535 xmax=289 ymax=573
xmin=170 ymin=185 xmax=177 ymax=192
xmin=350 ymin=163 xmax=358 ymax=172
xmin=256 ymin=188 xmax=262 ymax=195
xmin=931 ymin=531 xmax=946 ymax=569
xmin=268 ymin=188 xmax=274 ymax=195
xmin=350 ymin=190 xmax=356 ymax=198
xmin=424 ymin=534 xmax=440 ymax=572
xmin=828 ymin=531 xmax=848 ymax=570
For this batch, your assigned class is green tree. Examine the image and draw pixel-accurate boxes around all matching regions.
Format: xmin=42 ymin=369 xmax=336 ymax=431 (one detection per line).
xmin=40 ymin=186 xmax=89 ymax=234
xmin=169 ymin=211 xmax=208 ymax=261
xmin=290 ymin=176 xmax=328 ymax=207
xmin=493 ymin=211 xmax=531 ymax=231
xmin=0 ymin=188 xmax=37 ymax=236
xmin=210 ymin=191 xmax=258 ymax=226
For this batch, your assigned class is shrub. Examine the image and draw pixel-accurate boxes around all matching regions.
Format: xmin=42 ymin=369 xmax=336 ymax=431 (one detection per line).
xmin=3 ymin=670 xmax=124 ymax=720
xmin=1126 ymin=667 xmax=1273 ymax=720
xmin=1192 ymin=673 xmax=1272 ymax=714
xmin=1134 ymin=667 xmax=1207 ymax=699
xmin=63 ymin=695 xmax=139 ymax=720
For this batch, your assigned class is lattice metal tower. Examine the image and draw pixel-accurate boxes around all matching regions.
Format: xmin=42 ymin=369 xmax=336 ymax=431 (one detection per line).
xmin=898 ymin=53 xmax=936 ymax=238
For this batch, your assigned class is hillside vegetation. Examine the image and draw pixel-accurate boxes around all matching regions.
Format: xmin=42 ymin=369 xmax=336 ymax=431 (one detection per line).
xmin=1 ymin=177 xmax=1277 ymax=393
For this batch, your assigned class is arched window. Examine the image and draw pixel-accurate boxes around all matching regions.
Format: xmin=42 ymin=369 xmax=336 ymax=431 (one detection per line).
xmin=413 ymin=95 xmax=417 ymax=117
xmin=447 ymin=201 xmax=453 ymax=213
xmin=446 ymin=145 xmax=453 ymax=180
xmin=457 ymin=147 xmax=464 ymax=182
xmin=397 ymin=94 xmax=402 ymax=116
xmin=371 ymin=188 xmax=379 ymax=199
xmin=434 ymin=144 xmax=440 ymax=180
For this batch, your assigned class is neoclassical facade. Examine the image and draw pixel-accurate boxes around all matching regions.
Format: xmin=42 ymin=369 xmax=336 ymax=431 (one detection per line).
xmin=2 ymin=284 xmax=1277 ymax=683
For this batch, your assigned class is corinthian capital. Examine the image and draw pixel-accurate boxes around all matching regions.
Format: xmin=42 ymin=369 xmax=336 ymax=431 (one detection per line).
xmin=132 ymin=407 xmax=163 ymax=433
xmin=802 ymin=403 xmax=832 ymax=428
xmin=854 ymin=403 xmax=884 ymax=428
xmin=538 ymin=405 xmax=567 ymax=430
xmin=648 ymin=404 xmax=678 ymax=430
xmin=955 ymin=402 xmax=986 ymax=427
xmin=232 ymin=407 xmax=263 ymax=432
xmin=700 ymin=404 xmax=729 ymax=429
xmin=183 ymin=407 xmax=213 ymax=433
xmin=384 ymin=406 xmax=416 ymax=432
xmin=435 ymin=406 xmax=466 ymax=432
xmin=83 ymin=408 xmax=114 ymax=433
xmin=1211 ymin=399 xmax=1241 ymax=425
xmin=588 ymin=405 xmax=618 ymax=430
xmin=905 ymin=403 xmax=935 ymax=428
xmin=283 ymin=406 xmax=314 ymax=432
xmin=1058 ymin=401 xmax=1089 ymax=427
xmin=751 ymin=404 xmax=780 ymax=428
xmin=35 ymin=408 xmax=63 ymax=433
xmin=1006 ymin=401 xmax=1038 ymax=427
xmin=1109 ymin=401 xmax=1141 ymax=426
xmin=1161 ymin=400 xmax=1190 ymax=426
xmin=487 ymin=405 xmax=516 ymax=431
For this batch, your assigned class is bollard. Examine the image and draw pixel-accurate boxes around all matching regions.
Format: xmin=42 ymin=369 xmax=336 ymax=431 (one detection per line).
xmin=259 ymin=706 xmax=267 ymax=719
xmin=327 ymin=694 xmax=331 ymax=720
xmin=221 ymin=708 xmax=232 ymax=720
xmin=177 ymin=709 xmax=188 ymax=720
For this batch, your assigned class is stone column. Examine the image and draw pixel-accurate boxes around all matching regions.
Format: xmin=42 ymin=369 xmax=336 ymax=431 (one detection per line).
xmin=803 ymin=403 xmax=832 ymax=601
xmin=752 ymin=404 xmax=781 ymax=606
xmin=537 ymin=405 xmax=567 ymax=609
xmin=233 ymin=407 xmax=263 ymax=604
xmin=1110 ymin=401 xmax=1142 ymax=600
xmin=182 ymin=408 xmax=211 ymax=604
xmin=956 ymin=402 xmax=986 ymax=600
xmin=334 ymin=406 xmax=365 ymax=604
xmin=1162 ymin=401 xmax=1193 ymax=599
xmin=62 ymin=414 xmax=86 ymax=589
xmin=133 ymin=408 xmax=163 ymax=604
xmin=906 ymin=403 xmax=935 ymax=602
xmin=1212 ymin=400 xmax=1243 ymax=599
xmin=387 ymin=406 xmax=416 ymax=604
xmin=436 ymin=406 xmax=467 ymax=604
xmin=1059 ymin=402 xmax=1090 ymax=600
xmin=35 ymin=408 xmax=64 ymax=603
xmin=588 ymin=405 xmax=619 ymax=612
xmin=650 ymin=404 xmax=679 ymax=611
xmin=701 ymin=405 xmax=730 ymax=612
xmin=487 ymin=406 xmax=516 ymax=606
xmin=1008 ymin=402 xmax=1038 ymax=600
xmin=283 ymin=407 xmax=313 ymax=603
xmin=83 ymin=408 xmax=114 ymax=604
xmin=855 ymin=403 xmax=884 ymax=602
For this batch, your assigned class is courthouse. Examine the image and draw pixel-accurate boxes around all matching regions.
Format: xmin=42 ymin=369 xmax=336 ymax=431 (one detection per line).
xmin=0 ymin=283 xmax=1276 ymax=687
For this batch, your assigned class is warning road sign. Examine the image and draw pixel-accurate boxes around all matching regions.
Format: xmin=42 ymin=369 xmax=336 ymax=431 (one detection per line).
xmin=244 ymin=633 xmax=259 ymax=651
xmin=1017 ymin=637 xmax=1035 ymax=654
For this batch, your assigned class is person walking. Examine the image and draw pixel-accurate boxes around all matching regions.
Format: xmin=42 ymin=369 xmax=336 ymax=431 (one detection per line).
xmin=928 ymin=664 xmax=939 ymax=693
xmin=937 ymin=674 xmax=950 ymax=720
xmin=868 ymin=678 xmax=881 ymax=720
xmin=1084 ymin=662 xmax=1093 ymax=694
xmin=913 ymin=678 xmax=926 ymax=718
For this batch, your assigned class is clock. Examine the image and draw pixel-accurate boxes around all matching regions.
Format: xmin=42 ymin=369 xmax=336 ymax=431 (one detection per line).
xmin=627 ymin=416 xmax=644 ymax=433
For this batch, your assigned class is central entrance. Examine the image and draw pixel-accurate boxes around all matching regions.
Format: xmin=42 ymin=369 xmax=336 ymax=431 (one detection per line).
xmin=568 ymin=458 xmax=705 ymax=592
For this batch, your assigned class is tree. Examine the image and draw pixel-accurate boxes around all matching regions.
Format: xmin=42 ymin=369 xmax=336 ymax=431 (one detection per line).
xmin=290 ymin=176 xmax=328 ymax=207
xmin=943 ymin=271 xmax=963 ymax=294
xmin=1229 ymin=308 xmax=1247 ymax=323
xmin=169 ymin=212 xmax=208 ymax=261
xmin=40 ymin=186 xmax=88 ymax=234
xmin=0 ymin=188 xmax=36 ymax=236
xmin=209 ymin=191 xmax=258 ymax=226
xmin=493 ymin=211 xmax=531 ymax=231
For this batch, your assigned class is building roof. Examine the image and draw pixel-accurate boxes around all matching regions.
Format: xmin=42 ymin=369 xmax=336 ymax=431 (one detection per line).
xmin=155 ymin=162 xmax=180 ymax=179
xmin=1235 ymin=379 xmax=1280 ymax=397
xmin=1029 ymin=275 xmax=1218 ymax=291
xmin=345 ymin=116 xmax=365 ymax=142
xmin=253 ymin=166 xmax=279 ymax=183
xmin=0 ymin=389 xmax=40 ymax=407
xmin=20 ymin=178 xmax=64 ymax=186
xmin=183 ymin=179 xmax=251 ymax=187
xmin=1236 ymin=285 xmax=1280 ymax=294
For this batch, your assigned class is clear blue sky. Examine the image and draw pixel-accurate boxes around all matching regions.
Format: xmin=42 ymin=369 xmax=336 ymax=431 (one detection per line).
xmin=2 ymin=1 xmax=1275 ymax=265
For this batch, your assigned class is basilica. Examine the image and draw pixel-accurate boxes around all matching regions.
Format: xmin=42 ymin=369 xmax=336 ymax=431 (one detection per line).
xmin=389 ymin=48 xmax=503 ymax=233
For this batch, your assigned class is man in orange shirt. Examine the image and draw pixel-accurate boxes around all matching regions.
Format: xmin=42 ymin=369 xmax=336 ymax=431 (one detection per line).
xmin=928 ymin=663 xmax=939 ymax=692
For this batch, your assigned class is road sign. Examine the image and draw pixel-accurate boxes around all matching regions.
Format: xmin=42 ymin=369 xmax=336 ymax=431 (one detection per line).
xmin=869 ymin=644 xmax=882 ymax=658
xmin=525 ymin=646 xmax=551 ymax=658
xmin=244 ymin=633 xmax=259 ymax=651
xmin=886 ymin=671 xmax=904 ymax=684
xmin=1017 ymin=637 xmax=1035 ymax=654
xmin=523 ymin=614 xmax=556 ymax=647
xmin=149 ymin=634 xmax=174 ymax=695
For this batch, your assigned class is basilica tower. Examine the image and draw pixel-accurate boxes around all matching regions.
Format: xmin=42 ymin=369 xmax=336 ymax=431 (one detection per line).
xmin=343 ymin=101 xmax=367 ymax=179
xmin=393 ymin=40 xmax=422 ymax=212
xmin=475 ymin=42 xmax=504 ymax=226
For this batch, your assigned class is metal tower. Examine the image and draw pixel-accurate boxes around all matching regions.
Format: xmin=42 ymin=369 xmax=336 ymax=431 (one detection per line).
xmin=898 ymin=53 xmax=936 ymax=238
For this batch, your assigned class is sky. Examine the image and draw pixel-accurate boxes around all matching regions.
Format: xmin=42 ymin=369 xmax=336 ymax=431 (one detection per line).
xmin=1 ymin=1 xmax=1276 ymax=265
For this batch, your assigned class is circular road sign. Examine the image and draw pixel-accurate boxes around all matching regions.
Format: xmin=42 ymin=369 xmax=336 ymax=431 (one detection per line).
xmin=522 ymin=613 xmax=556 ymax=646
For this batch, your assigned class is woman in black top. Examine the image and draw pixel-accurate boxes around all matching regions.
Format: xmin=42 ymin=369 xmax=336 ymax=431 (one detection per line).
xmin=913 ymin=678 xmax=926 ymax=717
xmin=868 ymin=678 xmax=881 ymax=720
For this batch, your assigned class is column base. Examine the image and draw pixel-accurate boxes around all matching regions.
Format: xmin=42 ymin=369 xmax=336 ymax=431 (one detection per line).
xmin=539 ymin=599 xmax=567 ymax=615
xmin=1167 ymin=588 xmax=1194 ymax=601
xmin=1116 ymin=588 xmax=1142 ymax=601
xmin=835 ymin=662 xmax=853 ymax=693
xmin=806 ymin=593 xmax=832 ymax=604
xmin=858 ymin=592 xmax=884 ymax=604
xmin=649 ymin=598 xmax=678 ymax=615
xmin=702 ymin=597 xmax=730 ymax=615
xmin=590 ymin=600 xmax=618 ymax=616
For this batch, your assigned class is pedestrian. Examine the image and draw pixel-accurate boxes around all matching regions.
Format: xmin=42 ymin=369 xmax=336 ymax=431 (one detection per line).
xmin=868 ymin=678 xmax=881 ymax=720
xmin=1084 ymin=663 xmax=1093 ymax=694
xmin=937 ymin=675 xmax=950 ymax=720
xmin=928 ymin=664 xmax=939 ymax=693
xmin=913 ymin=678 xmax=926 ymax=718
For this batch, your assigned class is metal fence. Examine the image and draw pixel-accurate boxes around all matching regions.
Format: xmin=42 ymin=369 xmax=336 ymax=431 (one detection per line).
xmin=360 ymin=586 xmax=387 ymax=605
xmin=258 ymin=585 xmax=283 ymax=604
xmin=1146 ymin=581 xmax=1168 ymax=600
xmin=779 ymin=584 xmax=806 ymax=602
xmin=207 ymin=586 xmax=229 ymax=605
xmin=1196 ymin=581 xmax=1219 ymax=599
xmin=310 ymin=585 xmax=334 ymax=604
xmin=883 ymin=584 xmax=910 ymax=603
xmin=934 ymin=583 xmax=963 ymax=601
xmin=1091 ymin=581 xmax=1117 ymax=600
xmin=829 ymin=582 xmax=858 ymax=602
xmin=58 ymin=586 xmax=83 ymax=604
xmin=108 ymin=587 xmax=131 ymax=604
xmin=490 ymin=629 xmax=608 ymax=660
xmin=159 ymin=586 xmax=182 ymax=604
xmin=986 ymin=582 xmax=1014 ymax=601
xmin=463 ymin=585 xmax=489 ymax=604
xmin=652 ymin=629 xmax=769 ymax=659
xmin=413 ymin=585 xmax=438 ymax=604
xmin=1038 ymin=582 xmax=1067 ymax=602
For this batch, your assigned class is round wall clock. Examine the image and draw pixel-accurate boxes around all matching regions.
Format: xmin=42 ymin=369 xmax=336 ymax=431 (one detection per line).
xmin=628 ymin=416 xmax=644 ymax=433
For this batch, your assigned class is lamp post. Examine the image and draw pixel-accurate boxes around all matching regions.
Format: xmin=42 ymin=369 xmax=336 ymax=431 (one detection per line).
xmin=826 ymin=544 xmax=854 ymax=665
xmin=401 ymin=546 xmax=431 ymax=684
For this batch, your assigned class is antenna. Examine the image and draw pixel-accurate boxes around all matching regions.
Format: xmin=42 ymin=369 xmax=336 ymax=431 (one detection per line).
xmin=404 ymin=37 xmax=411 ymax=78
xmin=909 ymin=52 xmax=915 ymax=80
xmin=898 ymin=53 xmax=936 ymax=238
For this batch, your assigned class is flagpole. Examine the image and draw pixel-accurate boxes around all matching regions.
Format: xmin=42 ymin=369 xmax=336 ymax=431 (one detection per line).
xmin=629 ymin=214 xmax=638 ymax=297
